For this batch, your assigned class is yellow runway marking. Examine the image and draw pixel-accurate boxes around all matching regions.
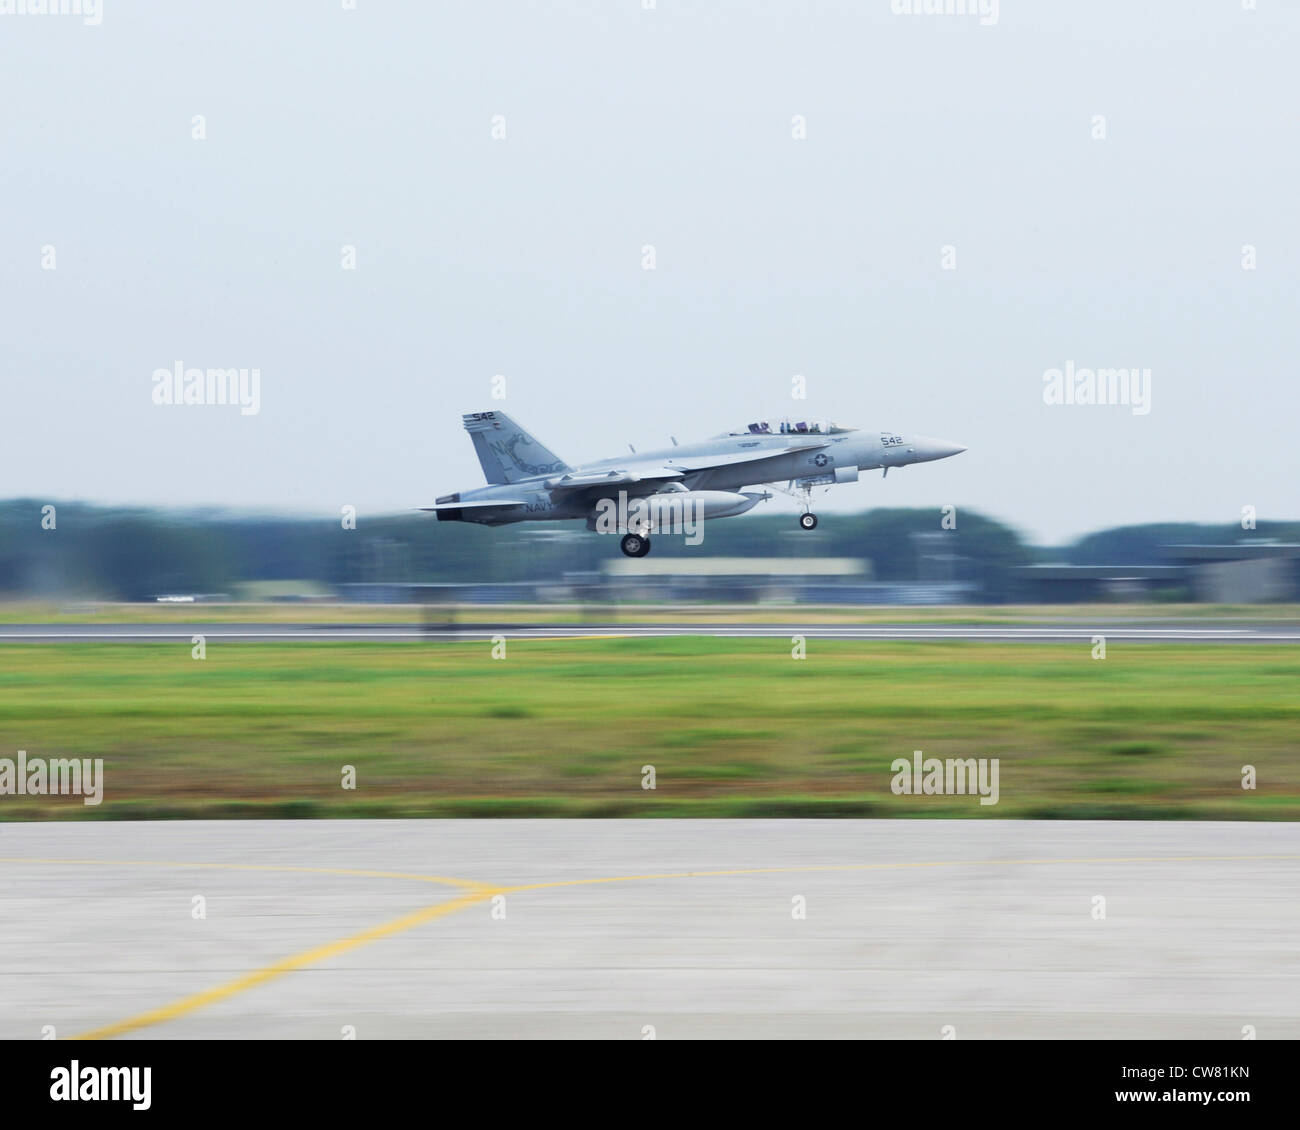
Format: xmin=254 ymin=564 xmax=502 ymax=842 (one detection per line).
xmin=499 ymin=853 xmax=1300 ymax=892
xmin=4 ymin=852 xmax=1293 ymax=1039
xmin=73 ymin=886 xmax=504 ymax=1041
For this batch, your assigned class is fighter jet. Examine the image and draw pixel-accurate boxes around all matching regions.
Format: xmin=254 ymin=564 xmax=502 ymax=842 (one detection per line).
xmin=425 ymin=411 xmax=966 ymax=557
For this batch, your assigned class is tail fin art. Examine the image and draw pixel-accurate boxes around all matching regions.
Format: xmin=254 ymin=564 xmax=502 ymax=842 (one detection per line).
xmin=461 ymin=411 xmax=570 ymax=484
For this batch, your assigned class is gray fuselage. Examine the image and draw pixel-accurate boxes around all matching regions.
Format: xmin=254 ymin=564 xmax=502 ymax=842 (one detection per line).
xmin=439 ymin=429 xmax=964 ymax=526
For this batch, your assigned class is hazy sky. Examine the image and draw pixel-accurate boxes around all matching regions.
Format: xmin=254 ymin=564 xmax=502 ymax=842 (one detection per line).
xmin=3 ymin=1 xmax=1296 ymax=544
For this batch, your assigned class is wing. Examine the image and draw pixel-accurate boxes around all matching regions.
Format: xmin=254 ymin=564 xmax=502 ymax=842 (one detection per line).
xmin=543 ymin=468 xmax=685 ymax=492
xmin=667 ymin=443 xmax=829 ymax=472
xmin=542 ymin=443 xmax=832 ymax=494
xmin=419 ymin=498 xmax=526 ymax=511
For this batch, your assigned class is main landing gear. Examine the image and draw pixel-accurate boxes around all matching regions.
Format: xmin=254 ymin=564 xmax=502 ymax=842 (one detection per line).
xmin=798 ymin=512 xmax=818 ymax=531
xmin=620 ymin=532 xmax=651 ymax=557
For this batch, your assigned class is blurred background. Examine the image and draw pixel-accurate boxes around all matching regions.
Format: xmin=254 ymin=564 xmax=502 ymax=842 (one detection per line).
xmin=3 ymin=499 xmax=1299 ymax=607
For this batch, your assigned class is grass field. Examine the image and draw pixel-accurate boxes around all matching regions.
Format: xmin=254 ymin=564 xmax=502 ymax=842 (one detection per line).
xmin=1 ymin=639 xmax=1296 ymax=820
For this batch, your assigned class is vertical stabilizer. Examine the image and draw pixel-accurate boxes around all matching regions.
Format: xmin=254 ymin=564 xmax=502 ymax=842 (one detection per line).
xmin=461 ymin=411 xmax=570 ymax=484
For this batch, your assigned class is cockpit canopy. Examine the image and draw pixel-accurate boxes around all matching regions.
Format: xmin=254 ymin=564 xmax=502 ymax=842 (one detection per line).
xmin=717 ymin=419 xmax=852 ymax=437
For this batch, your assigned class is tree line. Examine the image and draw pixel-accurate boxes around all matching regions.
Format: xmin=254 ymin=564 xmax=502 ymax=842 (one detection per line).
xmin=1 ymin=499 xmax=1294 ymax=602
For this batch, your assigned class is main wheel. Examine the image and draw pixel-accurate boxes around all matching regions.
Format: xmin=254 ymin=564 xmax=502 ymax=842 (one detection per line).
xmin=620 ymin=533 xmax=648 ymax=557
xmin=799 ymin=513 xmax=818 ymax=530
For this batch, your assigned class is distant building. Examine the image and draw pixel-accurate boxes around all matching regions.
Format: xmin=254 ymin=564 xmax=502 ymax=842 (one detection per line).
xmin=603 ymin=557 xmax=974 ymax=604
xmin=1012 ymin=543 xmax=1300 ymax=604
xmin=1163 ymin=544 xmax=1300 ymax=603
xmin=1010 ymin=565 xmax=1188 ymax=603
xmin=337 ymin=559 xmax=978 ymax=605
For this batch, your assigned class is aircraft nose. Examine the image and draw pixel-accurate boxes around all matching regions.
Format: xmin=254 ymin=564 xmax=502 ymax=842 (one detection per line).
xmin=910 ymin=436 xmax=968 ymax=463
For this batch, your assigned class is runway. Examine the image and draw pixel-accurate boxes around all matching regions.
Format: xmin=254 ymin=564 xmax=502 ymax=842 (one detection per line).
xmin=2 ymin=819 xmax=1298 ymax=1039
xmin=2 ymin=622 xmax=1298 ymax=643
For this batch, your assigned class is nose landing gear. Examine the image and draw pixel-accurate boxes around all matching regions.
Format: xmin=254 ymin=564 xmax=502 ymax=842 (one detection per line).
xmin=758 ymin=479 xmax=825 ymax=531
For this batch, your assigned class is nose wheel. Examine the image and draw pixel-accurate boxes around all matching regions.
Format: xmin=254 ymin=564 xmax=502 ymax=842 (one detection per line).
xmin=759 ymin=479 xmax=824 ymax=530
xmin=620 ymin=532 xmax=651 ymax=557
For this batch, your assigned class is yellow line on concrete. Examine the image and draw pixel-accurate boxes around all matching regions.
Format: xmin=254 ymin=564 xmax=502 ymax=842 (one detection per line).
xmin=0 ymin=857 xmax=497 ymax=1039
xmin=73 ymin=886 xmax=503 ymax=1040
xmin=16 ymin=850 xmax=1292 ymax=1040
xmin=498 ymin=853 xmax=1300 ymax=893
